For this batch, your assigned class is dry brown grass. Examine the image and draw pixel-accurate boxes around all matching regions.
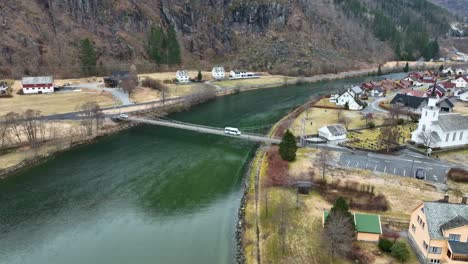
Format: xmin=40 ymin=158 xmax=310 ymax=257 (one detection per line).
xmin=453 ymin=101 xmax=468 ymax=114
xmin=289 ymin=107 xmax=385 ymax=136
xmin=215 ymin=75 xmax=293 ymax=88
xmin=0 ymin=89 xmax=116 ymax=116
xmin=139 ymin=71 xmax=212 ymax=82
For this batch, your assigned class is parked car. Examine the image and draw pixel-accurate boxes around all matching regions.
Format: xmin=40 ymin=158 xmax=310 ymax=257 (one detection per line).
xmin=415 ymin=168 xmax=426 ymax=180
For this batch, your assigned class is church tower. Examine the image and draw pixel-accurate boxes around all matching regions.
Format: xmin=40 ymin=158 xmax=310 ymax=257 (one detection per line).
xmin=412 ymin=87 xmax=440 ymax=143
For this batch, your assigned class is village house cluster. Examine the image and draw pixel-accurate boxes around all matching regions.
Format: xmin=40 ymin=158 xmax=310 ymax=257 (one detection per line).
xmin=175 ymin=66 xmax=258 ymax=83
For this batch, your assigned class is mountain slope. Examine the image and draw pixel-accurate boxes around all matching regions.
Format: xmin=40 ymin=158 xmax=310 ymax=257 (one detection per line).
xmin=0 ymin=0 xmax=453 ymax=78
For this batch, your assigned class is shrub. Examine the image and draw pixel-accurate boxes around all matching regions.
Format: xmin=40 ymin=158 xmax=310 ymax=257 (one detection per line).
xmin=390 ymin=241 xmax=410 ymax=262
xmin=368 ymin=121 xmax=376 ymax=128
xmin=266 ymin=146 xmax=290 ymax=186
xmin=378 ymin=238 xmax=394 ymax=252
xmin=141 ymin=77 xmax=168 ymax=91
xmin=447 ymin=168 xmax=468 ymax=183
xmin=397 ymin=118 xmax=404 ymax=125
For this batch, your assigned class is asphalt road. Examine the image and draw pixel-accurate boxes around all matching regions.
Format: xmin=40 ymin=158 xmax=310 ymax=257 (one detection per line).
xmin=338 ymin=150 xmax=451 ymax=183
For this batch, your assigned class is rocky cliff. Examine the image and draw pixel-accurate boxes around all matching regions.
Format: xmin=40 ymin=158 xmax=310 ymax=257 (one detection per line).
xmin=0 ymin=0 xmax=453 ymax=78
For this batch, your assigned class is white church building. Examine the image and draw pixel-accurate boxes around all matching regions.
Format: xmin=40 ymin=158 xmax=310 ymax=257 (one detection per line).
xmin=411 ymin=95 xmax=468 ymax=148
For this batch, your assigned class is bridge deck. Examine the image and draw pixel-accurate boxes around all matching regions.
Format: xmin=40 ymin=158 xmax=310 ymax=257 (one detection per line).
xmin=129 ymin=117 xmax=282 ymax=144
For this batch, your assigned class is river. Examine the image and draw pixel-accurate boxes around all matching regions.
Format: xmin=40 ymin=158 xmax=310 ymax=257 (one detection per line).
xmin=0 ymin=74 xmax=404 ymax=264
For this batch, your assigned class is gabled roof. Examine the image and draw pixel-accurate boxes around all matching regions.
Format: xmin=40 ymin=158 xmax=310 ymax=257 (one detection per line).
xmin=437 ymin=98 xmax=455 ymax=109
xmin=354 ymin=213 xmax=382 ymax=234
xmin=440 ymin=215 xmax=468 ymax=231
xmin=455 ymin=76 xmax=468 ymax=82
xmin=401 ymin=88 xmax=426 ymax=97
xmin=390 ymin=94 xmax=428 ymax=109
xmin=351 ymin=86 xmax=363 ymax=94
xmin=323 ymin=211 xmax=382 ymax=234
xmin=322 ymin=124 xmax=346 ymax=136
xmin=433 ymin=114 xmax=468 ymax=132
xmin=422 ymin=202 xmax=468 ymax=239
xmin=22 ymin=76 xmax=53 ymax=85
xmin=439 ymin=81 xmax=456 ymax=89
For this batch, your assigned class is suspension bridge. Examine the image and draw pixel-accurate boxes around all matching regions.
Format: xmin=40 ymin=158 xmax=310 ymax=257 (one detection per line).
xmin=127 ymin=116 xmax=282 ymax=144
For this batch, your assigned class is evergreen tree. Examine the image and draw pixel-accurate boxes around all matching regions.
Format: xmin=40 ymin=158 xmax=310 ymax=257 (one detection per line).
xmin=166 ymin=26 xmax=181 ymax=65
xmin=423 ymin=40 xmax=439 ymax=61
xmin=197 ymin=70 xmax=202 ymax=81
xmin=344 ymin=101 xmax=349 ymax=110
xmin=329 ymin=197 xmax=353 ymax=219
xmin=438 ymin=65 xmax=444 ymax=72
xmin=80 ymin=38 xmax=97 ymax=76
xmin=377 ymin=65 xmax=382 ymax=76
xmin=279 ymin=130 xmax=297 ymax=161
xmin=148 ymin=26 xmax=164 ymax=64
xmin=403 ymin=62 xmax=409 ymax=73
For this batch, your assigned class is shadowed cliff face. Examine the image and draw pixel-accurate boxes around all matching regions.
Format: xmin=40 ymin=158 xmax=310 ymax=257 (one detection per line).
xmin=0 ymin=0 xmax=394 ymax=77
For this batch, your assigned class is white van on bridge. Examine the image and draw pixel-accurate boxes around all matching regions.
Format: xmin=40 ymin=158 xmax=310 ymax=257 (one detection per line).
xmin=224 ymin=127 xmax=241 ymax=136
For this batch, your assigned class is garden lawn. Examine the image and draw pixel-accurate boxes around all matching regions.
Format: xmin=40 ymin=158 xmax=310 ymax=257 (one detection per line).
xmin=215 ymin=75 xmax=293 ymax=89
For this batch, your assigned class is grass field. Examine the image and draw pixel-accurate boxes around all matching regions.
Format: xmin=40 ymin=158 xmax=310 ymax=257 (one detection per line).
xmin=437 ymin=148 xmax=468 ymax=166
xmin=289 ymin=107 xmax=385 ymax=136
xmin=0 ymin=89 xmax=117 ymax=116
xmin=130 ymin=83 xmax=213 ymax=103
xmin=453 ymin=101 xmax=468 ymax=114
xmin=215 ymin=75 xmax=294 ymax=89
xmin=139 ymin=71 xmax=212 ymax=82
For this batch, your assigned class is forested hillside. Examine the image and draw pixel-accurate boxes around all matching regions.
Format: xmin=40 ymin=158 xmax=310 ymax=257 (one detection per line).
xmin=0 ymin=0 xmax=456 ymax=78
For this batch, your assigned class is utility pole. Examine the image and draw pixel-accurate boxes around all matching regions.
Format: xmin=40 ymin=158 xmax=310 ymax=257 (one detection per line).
xmin=300 ymin=118 xmax=306 ymax=147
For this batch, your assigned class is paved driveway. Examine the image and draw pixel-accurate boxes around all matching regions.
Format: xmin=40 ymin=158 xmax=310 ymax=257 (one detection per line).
xmin=64 ymin=83 xmax=134 ymax=105
xmin=338 ymin=151 xmax=450 ymax=183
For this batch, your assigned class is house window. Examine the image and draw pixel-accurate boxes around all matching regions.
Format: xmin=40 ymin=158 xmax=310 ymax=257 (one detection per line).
xmin=417 ymin=215 xmax=425 ymax=229
xmin=429 ymin=246 xmax=442 ymax=254
xmin=430 ymin=259 xmax=440 ymax=263
xmin=453 ymin=132 xmax=457 ymax=141
xmin=425 ymin=111 xmax=428 ymax=117
xmin=411 ymin=224 xmax=416 ymax=232
xmin=446 ymin=133 xmax=450 ymax=142
xmin=421 ymin=207 xmax=424 ymax=214
xmin=433 ymin=112 xmax=436 ymax=117
xmin=449 ymin=234 xmax=461 ymax=241
xmin=423 ymin=241 xmax=429 ymax=251
xmin=460 ymin=132 xmax=464 ymax=141
xmin=422 ymin=125 xmax=426 ymax=132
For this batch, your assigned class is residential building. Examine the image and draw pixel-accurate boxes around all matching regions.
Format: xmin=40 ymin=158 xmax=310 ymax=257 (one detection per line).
xmin=452 ymin=76 xmax=468 ymax=88
xmin=350 ymin=86 xmax=363 ymax=96
xmin=411 ymin=95 xmax=468 ymax=148
xmin=323 ymin=211 xmax=382 ymax=242
xmin=439 ymin=81 xmax=456 ymax=90
xmin=229 ymin=70 xmax=257 ymax=79
xmin=22 ymin=76 xmax=54 ymax=94
xmin=335 ymin=89 xmax=364 ymax=110
xmin=460 ymin=91 xmax=468 ymax=102
xmin=408 ymin=198 xmax=468 ymax=264
xmin=211 ymin=66 xmax=225 ymax=80
xmin=369 ymin=87 xmax=384 ymax=97
xmin=390 ymin=94 xmax=428 ymax=114
xmin=438 ymin=98 xmax=455 ymax=113
xmin=401 ymin=88 xmax=427 ymax=98
xmin=0 ymin=82 xmax=8 ymax=96
xmin=426 ymin=86 xmax=446 ymax=98
xmin=176 ymin=70 xmax=190 ymax=83
xmin=103 ymin=71 xmax=131 ymax=88
xmin=318 ymin=124 xmax=347 ymax=141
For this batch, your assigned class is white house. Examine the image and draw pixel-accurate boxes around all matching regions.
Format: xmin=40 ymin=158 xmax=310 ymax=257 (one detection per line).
xmin=229 ymin=70 xmax=258 ymax=79
xmin=22 ymin=76 xmax=54 ymax=94
xmin=0 ymin=82 xmax=9 ymax=96
xmin=211 ymin=66 xmax=225 ymax=80
xmin=460 ymin=91 xmax=468 ymax=102
xmin=318 ymin=124 xmax=347 ymax=141
xmin=176 ymin=70 xmax=190 ymax=83
xmin=411 ymin=96 xmax=468 ymax=148
xmin=452 ymin=76 xmax=468 ymax=88
xmin=369 ymin=87 xmax=384 ymax=97
xmin=335 ymin=89 xmax=364 ymax=110
xmin=454 ymin=68 xmax=466 ymax=75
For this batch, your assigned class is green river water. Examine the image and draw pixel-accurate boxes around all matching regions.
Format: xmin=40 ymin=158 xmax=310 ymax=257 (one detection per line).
xmin=0 ymin=74 xmax=403 ymax=264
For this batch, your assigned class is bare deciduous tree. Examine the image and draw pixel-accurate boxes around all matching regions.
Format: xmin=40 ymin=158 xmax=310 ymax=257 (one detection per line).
xmin=417 ymin=130 xmax=433 ymax=147
xmin=362 ymin=113 xmax=374 ymax=127
xmin=378 ymin=120 xmax=400 ymax=152
xmin=19 ymin=109 xmax=43 ymax=148
xmin=121 ymin=64 xmax=139 ymax=95
xmin=338 ymin=115 xmax=351 ymax=130
xmin=5 ymin=112 xmax=23 ymax=144
xmin=323 ymin=211 xmax=355 ymax=259
xmin=316 ymin=149 xmax=333 ymax=181
xmin=77 ymin=102 xmax=104 ymax=136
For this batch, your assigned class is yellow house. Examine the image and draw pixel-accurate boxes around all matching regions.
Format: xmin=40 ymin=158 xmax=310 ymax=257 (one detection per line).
xmin=408 ymin=197 xmax=468 ymax=264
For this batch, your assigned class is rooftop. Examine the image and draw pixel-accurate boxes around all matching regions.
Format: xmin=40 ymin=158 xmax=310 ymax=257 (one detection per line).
xmin=421 ymin=201 xmax=468 ymax=239
xmin=432 ymin=114 xmax=468 ymax=132
xmin=448 ymin=241 xmax=468 ymax=255
xmin=22 ymin=76 xmax=54 ymax=85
